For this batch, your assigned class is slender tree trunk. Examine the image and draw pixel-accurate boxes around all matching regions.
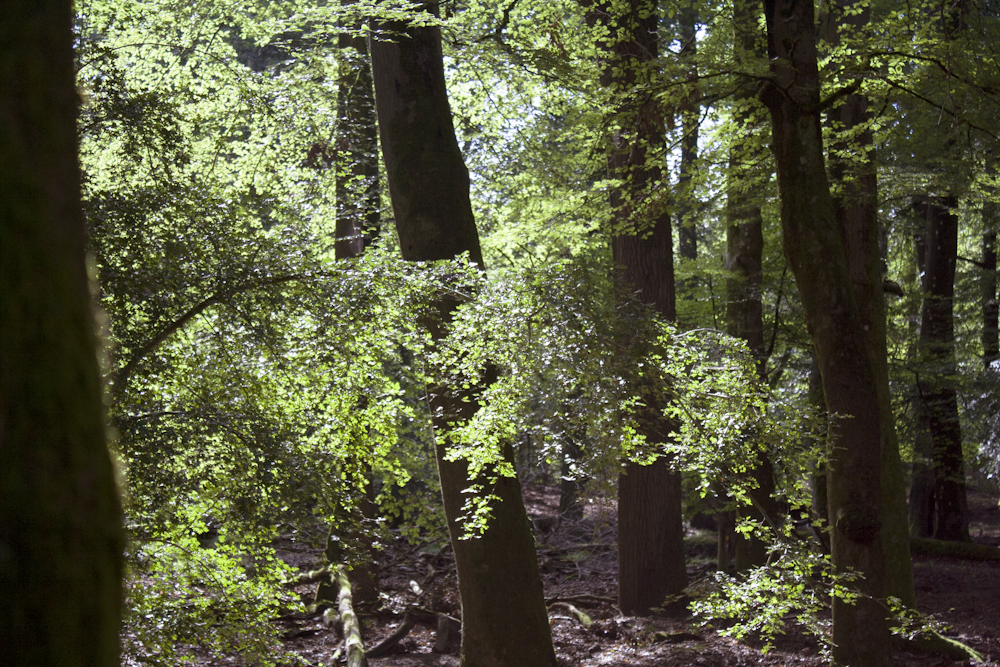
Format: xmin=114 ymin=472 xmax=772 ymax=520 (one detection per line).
xmin=677 ymin=5 xmax=699 ymax=265
xmin=0 ymin=2 xmax=125 ymax=664
xmin=335 ymin=8 xmax=380 ymax=258
xmin=762 ymin=0 xmax=890 ymax=664
xmin=909 ymin=196 xmax=970 ymax=542
xmin=369 ymin=8 xmax=556 ymax=665
xmin=590 ymin=0 xmax=688 ymax=616
xmin=822 ymin=0 xmax=917 ymax=609
xmin=726 ymin=0 xmax=777 ymax=572
xmin=983 ymin=202 xmax=998 ymax=369
xmin=328 ymin=7 xmax=381 ymax=603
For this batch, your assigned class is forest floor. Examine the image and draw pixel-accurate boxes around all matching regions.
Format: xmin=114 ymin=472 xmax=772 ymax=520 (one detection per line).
xmin=273 ymin=483 xmax=1000 ymax=667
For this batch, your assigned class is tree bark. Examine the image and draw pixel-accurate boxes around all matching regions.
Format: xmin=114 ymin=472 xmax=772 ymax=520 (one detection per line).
xmin=677 ymin=5 xmax=699 ymax=265
xmin=0 ymin=2 xmax=125 ymax=665
xmin=590 ymin=0 xmax=688 ymax=616
xmin=822 ymin=0 xmax=917 ymax=609
xmin=370 ymin=7 xmax=556 ymax=666
xmin=726 ymin=0 xmax=777 ymax=572
xmin=983 ymin=202 xmax=998 ymax=369
xmin=331 ymin=8 xmax=380 ymax=602
xmin=909 ymin=196 xmax=969 ymax=542
xmin=762 ymin=0 xmax=890 ymax=664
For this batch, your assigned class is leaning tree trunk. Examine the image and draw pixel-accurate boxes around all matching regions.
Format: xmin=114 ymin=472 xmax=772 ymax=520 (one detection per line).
xmin=823 ymin=0 xmax=917 ymax=608
xmin=762 ymin=0 xmax=890 ymax=664
xmin=591 ymin=0 xmax=688 ymax=616
xmin=909 ymin=196 xmax=970 ymax=542
xmin=0 ymin=1 xmax=125 ymax=665
xmin=369 ymin=7 xmax=556 ymax=666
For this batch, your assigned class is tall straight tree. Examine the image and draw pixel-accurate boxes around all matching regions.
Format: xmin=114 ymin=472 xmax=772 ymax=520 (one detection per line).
xmin=984 ymin=198 xmax=999 ymax=369
xmin=0 ymin=1 xmax=124 ymax=665
xmin=909 ymin=196 xmax=970 ymax=542
xmin=369 ymin=5 xmax=557 ymax=666
xmin=590 ymin=0 xmax=688 ymax=615
xmin=821 ymin=0 xmax=917 ymax=609
xmin=317 ymin=5 xmax=382 ymax=606
xmin=725 ymin=0 xmax=777 ymax=572
xmin=761 ymin=0 xmax=890 ymax=664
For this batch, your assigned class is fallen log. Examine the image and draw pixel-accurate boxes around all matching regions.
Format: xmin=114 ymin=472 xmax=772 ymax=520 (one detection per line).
xmin=910 ymin=537 xmax=1000 ymax=561
xmin=547 ymin=601 xmax=593 ymax=628
xmin=335 ymin=566 xmax=368 ymax=667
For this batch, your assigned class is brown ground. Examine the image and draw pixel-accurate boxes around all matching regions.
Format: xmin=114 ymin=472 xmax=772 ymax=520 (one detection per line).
xmin=273 ymin=485 xmax=1000 ymax=667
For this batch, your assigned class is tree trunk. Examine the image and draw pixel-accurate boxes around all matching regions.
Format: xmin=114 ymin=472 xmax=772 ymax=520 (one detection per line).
xmin=335 ymin=6 xmax=380 ymax=258
xmin=983 ymin=202 xmax=998 ymax=369
xmin=590 ymin=0 xmax=688 ymax=616
xmin=331 ymin=9 xmax=380 ymax=602
xmin=677 ymin=5 xmax=699 ymax=265
xmin=0 ymin=2 xmax=125 ymax=665
xmin=909 ymin=196 xmax=970 ymax=543
xmin=369 ymin=8 xmax=556 ymax=666
xmin=823 ymin=0 xmax=917 ymax=609
xmin=762 ymin=0 xmax=890 ymax=664
xmin=726 ymin=0 xmax=777 ymax=572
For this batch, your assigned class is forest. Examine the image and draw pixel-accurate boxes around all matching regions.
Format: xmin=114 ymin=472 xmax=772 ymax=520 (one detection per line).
xmin=3 ymin=0 xmax=1000 ymax=666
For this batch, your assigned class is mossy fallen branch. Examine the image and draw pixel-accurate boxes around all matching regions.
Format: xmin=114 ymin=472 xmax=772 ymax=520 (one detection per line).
xmin=909 ymin=537 xmax=1000 ymax=561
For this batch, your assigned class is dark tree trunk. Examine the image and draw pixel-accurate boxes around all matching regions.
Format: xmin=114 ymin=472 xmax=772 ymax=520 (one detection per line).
xmin=558 ymin=436 xmax=584 ymax=522
xmin=0 ymin=2 xmax=125 ymax=664
xmin=823 ymin=0 xmax=917 ymax=608
xmin=762 ymin=0 xmax=890 ymax=664
xmin=590 ymin=0 xmax=688 ymax=616
xmin=370 ymin=8 xmax=556 ymax=666
xmin=983 ymin=202 xmax=998 ymax=369
xmin=909 ymin=196 xmax=970 ymax=543
xmin=726 ymin=0 xmax=777 ymax=572
xmin=677 ymin=5 xmax=699 ymax=264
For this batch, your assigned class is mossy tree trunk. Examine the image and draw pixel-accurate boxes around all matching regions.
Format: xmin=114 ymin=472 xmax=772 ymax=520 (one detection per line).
xmin=762 ymin=0 xmax=890 ymax=664
xmin=0 ymin=2 xmax=125 ymax=665
xmin=370 ymin=6 xmax=556 ymax=666
xmin=590 ymin=0 xmax=688 ymax=616
xmin=822 ymin=0 xmax=917 ymax=609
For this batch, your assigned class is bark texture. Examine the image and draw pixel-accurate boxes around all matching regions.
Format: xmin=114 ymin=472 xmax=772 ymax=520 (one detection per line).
xmin=370 ymin=8 xmax=556 ymax=666
xmin=909 ymin=196 xmax=969 ymax=542
xmin=762 ymin=0 xmax=889 ymax=664
xmin=0 ymin=2 xmax=124 ymax=665
xmin=590 ymin=0 xmax=688 ymax=615
xmin=823 ymin=0 xmax=917 ymax=608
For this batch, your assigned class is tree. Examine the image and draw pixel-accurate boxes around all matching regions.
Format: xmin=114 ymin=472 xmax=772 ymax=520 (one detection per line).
xmin=723 ymin=0 xmax=778 ymax=573
xmin=0 ymin=1 xmax=124 ymax=665
xmin=590 ymin=0 xmax=688 ymax=616
xmin=909 ymin=195 xmax=970 ymax=542
xmin=370 ymin=5 xmax=557 ymax=665
xmin=821 ymin=0 xmax=917 ymax=609
xmin=761 ymin=0 xmax=890 ymax=663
